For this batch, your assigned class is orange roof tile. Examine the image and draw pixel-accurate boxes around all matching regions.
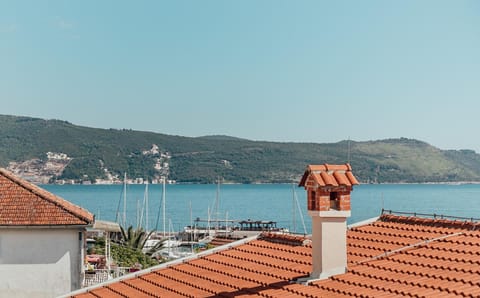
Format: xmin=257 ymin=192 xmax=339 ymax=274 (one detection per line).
xmin=68 ymin=214 xmax=480 ymax=297
xmin=299 ymin=163 xmax=359 ymax=187
xmin=0 ymin=168 xmax=94 ymax=226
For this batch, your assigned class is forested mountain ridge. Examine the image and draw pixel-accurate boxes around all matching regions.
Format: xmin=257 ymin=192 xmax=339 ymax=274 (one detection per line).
xmin=1 ymin=114 xmax=480 ymax=184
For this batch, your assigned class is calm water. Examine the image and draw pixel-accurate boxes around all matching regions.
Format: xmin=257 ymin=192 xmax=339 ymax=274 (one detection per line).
xmin=43 ymin=183 xmax=480 ymax=234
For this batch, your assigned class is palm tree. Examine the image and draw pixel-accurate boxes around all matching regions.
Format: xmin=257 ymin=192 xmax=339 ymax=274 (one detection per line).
xmin=119 ymin=225 xmax=167 ymax=257
xmin=119 ymin=225 xmax=151 ymax=250
xmin=144 ymin=239 xmax=167 ymax=258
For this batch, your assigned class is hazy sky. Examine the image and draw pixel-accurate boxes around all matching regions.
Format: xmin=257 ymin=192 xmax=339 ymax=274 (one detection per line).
xmin=1 ymin=1 xmax=480 ymax=151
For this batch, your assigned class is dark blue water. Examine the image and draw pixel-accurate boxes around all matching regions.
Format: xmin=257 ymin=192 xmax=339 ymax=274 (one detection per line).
xmin=43 ymin=183 xmax=480 ymax=234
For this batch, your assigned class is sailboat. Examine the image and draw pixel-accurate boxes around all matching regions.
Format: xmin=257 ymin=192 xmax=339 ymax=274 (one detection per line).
xmin=291 ymin=183 xmax=307 ymax=235
xmin=115 ymin=172 xmax=149 ymax=230
xmin=114 ymin=172 xmax=128 ymax=227
xmin=145 ymin=176 xmax=182 ymax=257
xmin=180 ymin=178 xmax=234 ymax=242
xmin=181 ymin=178 xmax=291 ymax=241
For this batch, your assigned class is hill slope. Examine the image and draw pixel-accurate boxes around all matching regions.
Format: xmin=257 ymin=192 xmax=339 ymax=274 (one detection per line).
xmin=2 ymin=115 xmax=480 ymax=184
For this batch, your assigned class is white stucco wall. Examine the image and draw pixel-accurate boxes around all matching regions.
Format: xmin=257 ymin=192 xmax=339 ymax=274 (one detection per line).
xmin=0 ymin=251 xmax=71 ymax=298
xmin=310 ymin=215 xmax=348 ymax=280
xmin=0 ymin=228 xmax=85 ymax=297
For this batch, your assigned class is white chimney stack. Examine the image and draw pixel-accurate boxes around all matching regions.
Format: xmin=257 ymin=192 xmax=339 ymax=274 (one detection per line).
xmin=299 ymin=164 xmax=359 ymax=280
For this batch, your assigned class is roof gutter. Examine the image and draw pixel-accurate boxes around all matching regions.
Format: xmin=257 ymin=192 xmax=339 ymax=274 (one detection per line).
xmin=348 ymin=216 xmax=380 ymax=229
xmin=61 ymin=234 xmax=261 ymax=298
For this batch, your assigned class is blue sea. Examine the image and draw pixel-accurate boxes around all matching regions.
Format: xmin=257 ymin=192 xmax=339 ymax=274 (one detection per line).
xmin=43 ymin=183 xmax=480 ymax=234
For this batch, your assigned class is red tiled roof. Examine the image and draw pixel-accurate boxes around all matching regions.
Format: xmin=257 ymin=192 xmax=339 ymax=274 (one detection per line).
xmin=0 ymin=168 xmax=94 ymax=226
xmin=69 ymin=214 xmax=480 ymax=297
xmin=299 ymin=163 xmax=360 ymax=187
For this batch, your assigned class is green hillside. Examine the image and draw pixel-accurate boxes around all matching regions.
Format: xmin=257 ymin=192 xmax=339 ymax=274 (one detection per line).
xmin=1 ymin=114 xmax=480 ymax=184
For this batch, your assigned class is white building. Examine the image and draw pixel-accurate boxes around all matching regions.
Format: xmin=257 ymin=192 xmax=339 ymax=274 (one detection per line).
xmin=0 ymin=168 xmax=94 ymax=298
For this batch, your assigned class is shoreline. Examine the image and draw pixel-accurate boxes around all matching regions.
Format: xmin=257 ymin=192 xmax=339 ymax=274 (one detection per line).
xmin=40 ymin=181 xmax=480 ymax=186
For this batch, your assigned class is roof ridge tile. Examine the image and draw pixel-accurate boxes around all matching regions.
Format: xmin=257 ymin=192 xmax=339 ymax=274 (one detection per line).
xmin=380 ymin=214 xmax=480 ymax=231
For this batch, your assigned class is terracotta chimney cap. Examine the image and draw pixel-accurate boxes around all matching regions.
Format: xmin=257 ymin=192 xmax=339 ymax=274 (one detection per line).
xmin=298 ymin=163 xmax=359 ymax=187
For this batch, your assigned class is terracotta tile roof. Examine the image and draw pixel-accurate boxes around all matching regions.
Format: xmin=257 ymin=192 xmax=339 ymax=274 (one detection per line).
xmin=68 ymin=214 xmax=480 ymax=297
xmin=298 ymin=163 xmax=360 ymax=187
xmin=209 ymin=237 xmax=237 ymax=247
xmin=0 ymin=168 xmax=94 ymax=226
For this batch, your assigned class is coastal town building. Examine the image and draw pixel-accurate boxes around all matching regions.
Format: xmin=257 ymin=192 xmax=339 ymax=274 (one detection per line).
xmin=0 ymin=168 xmax=94 ymax=298
xmin=66 ymin=163 xmax=480 ymax=297
xmin=7 ymin=144 xmax=172 ymax=185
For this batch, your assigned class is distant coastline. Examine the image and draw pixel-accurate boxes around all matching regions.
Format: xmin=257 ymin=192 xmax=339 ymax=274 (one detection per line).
xmin=4 ymin=115 xmax=480 ymax=185
xmin=37 ymin=180 xmax=480 ymax=186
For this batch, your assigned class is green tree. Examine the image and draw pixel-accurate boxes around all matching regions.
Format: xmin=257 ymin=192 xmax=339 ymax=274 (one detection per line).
xmin=120 ymin=225 xmax=151 ymax=250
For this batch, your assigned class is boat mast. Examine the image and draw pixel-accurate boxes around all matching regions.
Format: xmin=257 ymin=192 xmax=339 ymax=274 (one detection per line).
xmin=162 ymin=176 xmax=166 ymax=238
xmin=145 ymin=181 xmax=149 ymax=232
xmin=293 ymin=185 xmax=307 ymax=235
xmin=189 ymin=201 xmax=193 ymax=241
xmin=215 ymin=177 xmax=220 ymax=230
xmin=347 ymin=137 xmax=351 ymax=164
xmin=136 ymin=198 xmax=140 ymax=229
xmin=225 ymin=211 xmax=228 ymax=233
xmin=207 ymin=206 xmax=211 ymax=235
xmin=139 ymin=181 xmax=149 ymax=231
xmin=138 ymin=180 xmax=150 ymax=231
xmin=292 ymin=183 xmax=297 ymax=233
xmin=123 ymin=172 xmax=127 ymax=228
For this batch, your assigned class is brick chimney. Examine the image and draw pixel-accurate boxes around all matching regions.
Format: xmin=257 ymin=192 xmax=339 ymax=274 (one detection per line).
xmin=299 ymin=163 xmax=359 ymax=280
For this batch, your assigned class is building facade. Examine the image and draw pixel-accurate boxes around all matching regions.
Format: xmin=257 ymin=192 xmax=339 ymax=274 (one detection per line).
xmin=0 ymin=168 xmax=94 ymax=297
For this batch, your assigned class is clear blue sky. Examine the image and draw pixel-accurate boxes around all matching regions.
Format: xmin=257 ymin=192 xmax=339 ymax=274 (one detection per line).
xmin=2 ymin=1 xmax=480 ymax=151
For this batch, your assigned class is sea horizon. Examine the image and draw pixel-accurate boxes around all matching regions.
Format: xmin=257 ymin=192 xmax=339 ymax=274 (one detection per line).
xmin=43 ymin=183 xmax=480 ymax=235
